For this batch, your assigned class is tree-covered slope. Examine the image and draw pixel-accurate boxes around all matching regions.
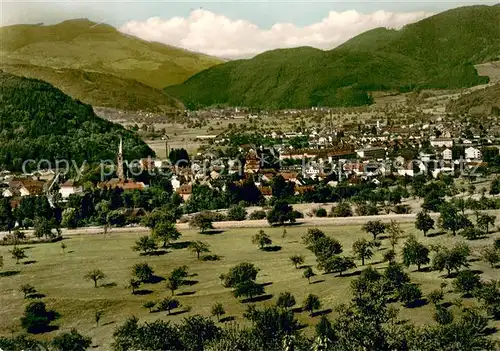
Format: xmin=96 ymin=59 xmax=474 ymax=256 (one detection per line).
xmin=0 ymin=72 xmax=154 ymax=171
xmin=165 ymin=5 xmax=500 ymax=109
xmin=447 ymin=84 xmax=500 ymax=115
xmin=0 ymin=19 xmax=222 ymax=111
xmin=1 ymin=64 xmax=183 ymax=112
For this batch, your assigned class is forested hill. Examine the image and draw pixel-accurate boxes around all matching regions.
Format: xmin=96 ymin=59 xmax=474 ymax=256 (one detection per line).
xmin=165 ymin=5 xmax=500 ymax=109
xmin=0 ymin=72 xmax=154 ymax=171
xmin=447 ymin=83 xmax=500 ymax=115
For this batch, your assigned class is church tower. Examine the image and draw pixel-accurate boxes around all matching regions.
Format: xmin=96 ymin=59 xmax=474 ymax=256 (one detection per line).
xmin=117 ymin=136 xmax=125 ymax=180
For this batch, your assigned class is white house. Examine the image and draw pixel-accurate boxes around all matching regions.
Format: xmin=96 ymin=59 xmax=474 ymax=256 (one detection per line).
xmin=59 ymin=180 xmax=83 ymax=199
xmin=430 ymin=138 xmax=453 ymax=148
xmin=442 ymin=148 xmax=453 ymax=161
xmin=465 ymin=147 xmax=482 ymax=160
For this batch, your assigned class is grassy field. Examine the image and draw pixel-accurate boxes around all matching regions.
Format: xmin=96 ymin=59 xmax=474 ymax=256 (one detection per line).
xmin=1 ymin=223 xmax=499 ymax=349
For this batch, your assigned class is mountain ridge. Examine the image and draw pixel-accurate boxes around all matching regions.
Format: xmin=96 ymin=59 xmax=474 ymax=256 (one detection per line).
xmin=165 ymin=5 xmax=500 ymax=109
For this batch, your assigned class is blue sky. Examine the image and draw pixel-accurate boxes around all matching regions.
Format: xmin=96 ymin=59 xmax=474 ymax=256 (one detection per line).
xmin=2 ymin=1 xmax=498 ymax=57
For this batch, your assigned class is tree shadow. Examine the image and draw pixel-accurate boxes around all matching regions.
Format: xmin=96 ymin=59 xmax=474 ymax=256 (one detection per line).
xmin=202 ymin=230 xmax=225 ymax=235
xmin=441 ymin=301 xmax=453 ymax=308
xmin=23 ymin=260 xmax=37 ymax=265
xmin=342 ymin=270 xmax=362 ymax=278
xmin=416 ymin=267 xmax=432 ymax=273
xmin=0 ymin=270 xmax=20 ymax=277
xmin=101 ymin=282 xmax=117 ymax=288
xmin=262 ymin=245 xmax=282 ymax=252
xmin=67 ymin=250 xmax=75 ymax=254
xmin=311 ymin=279 xmax=325 ymax=284
xmin=145 ymin=250 xmax=168 ymax=256
xmin=146 ymin=275 xmax=165 ymax=284
xmin=484 ymin=327 xmax=497 ymax=336
xmin=102 ymin=321 xmax=115 ymax=327
xmin=427 ymin=231 xmax=446 ymax=238
xmin=468 ymin=258 xmax=481 ymax=263
xmin=169 ymin=241 xmax=192 ymax=250
xmin=134 ymin=289 xmax=153 ymax=295
xmin=242 ymin=294 xmax=273 ymax=303
xmin=298 ymin=264 xmax=312 ymax=269
xmin=311 ymin=308 xmax=333 ymax=317
xmin=220 ymin=316 xmax=236 ymax=323
xmin=182 ymin=280 xmax=199 ymax=286
xmin=177 ymin=291 xmax=196 ymax=296
xmin=406 ymin=298 xmax=428 ymax=309
xmin=261 ymin=282 xmax=273 ymax=287
xmin=168 ymin=309 xmax=190 ymax=316
xmin=202 ymin=254 xmax=221 ymax=261
xmin=28 ymin=293 xmax=46 ymax=299
xmin=30 ymin=325 xmax=59 ymax=334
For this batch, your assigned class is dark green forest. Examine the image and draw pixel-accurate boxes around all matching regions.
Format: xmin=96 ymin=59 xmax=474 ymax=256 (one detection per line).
xmin=165 ymin=5 xmax=500 ymax=109
xmin=0 ymin=72 xmax=154 ymax=171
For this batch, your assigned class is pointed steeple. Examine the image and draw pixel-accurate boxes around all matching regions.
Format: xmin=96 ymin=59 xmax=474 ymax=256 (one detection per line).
xmin=117 ymin=136 xmax=125 ymax=180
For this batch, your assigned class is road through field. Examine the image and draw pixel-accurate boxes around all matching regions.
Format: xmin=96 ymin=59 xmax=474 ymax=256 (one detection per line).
xmin=3 ymin=210 xmax=500 ymax=239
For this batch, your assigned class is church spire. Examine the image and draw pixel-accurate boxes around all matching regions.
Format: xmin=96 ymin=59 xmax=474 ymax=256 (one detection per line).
xmin=117 ymin=136 xmax=125 ymax=180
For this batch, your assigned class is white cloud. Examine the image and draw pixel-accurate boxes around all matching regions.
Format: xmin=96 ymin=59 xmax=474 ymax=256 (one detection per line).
xmin=119 ymin=9 xmax=433 ymax=59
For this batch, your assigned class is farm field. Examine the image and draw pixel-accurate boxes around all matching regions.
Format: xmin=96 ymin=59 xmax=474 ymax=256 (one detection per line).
xmin=1 ymin=222 xmax=499 ymax=349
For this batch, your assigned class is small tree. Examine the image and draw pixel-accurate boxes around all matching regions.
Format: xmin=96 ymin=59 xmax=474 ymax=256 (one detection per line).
xmin=276 ymin=291 xmax=296 ymax=310
xmin=133 ymin=262 xmax=154 ymax=283
xmin=481 ymin=246 xmax=500 ymax=268
xmin=20 ymin=284 xmax=37 ymax=299
xmin=85 ymin=269 xmax=106 ymax=288
xmin=477 ymin=213 xmax=495 ymax=234
xmin=453 ymin=270 xmax=482 ymax=296
xmin=10 ymin=246 xmax=27 ymax=264
xmin=427 ymin=289 xmax=444 ymax=306
xmin=171 ymin=265 xmax=189 ymax=281
xmin=399 ymin=284 xmax=422 ymax=307
xmin=95 ymin=310 xmax=103 ymax=327
xmin=303 ymin=294 xmax=321 ymax=316
xmin=128 ymin=278 xmax=141 ymax=294
xmin=383 ymin=249 xmax=397 ymax=263
xmin=362 ymin=220 xmax=386 ymax=240
xmin=415 ymin=210 xmax=434 ymax=237
xmin=387 ymin=220 xmax=403 ymax=250
xmin=166 ymin=275 xmax=181 ymax=296
xmin=401 ymin=235 xmax=430 ymax=271
xmin=252 ymin=229 xmax=272 ymax=249
xmin=438 ymin=203 xmax=469 ymax=236
xmin=189 ymin=213 xmax=214 ymax=233
xmin=289 ymin=254 xmax=304 ymax=269
xmin=352 ymin=238 xmax=373 ymax=266
xmin=51 ymin=329 xmax=92 ymax=350
xmin=157 ymin=297 xmax=180 ymax=314
xmin=303 ymin=267 xmax=315 ymax=284
xmin=434 ymin=306 xmax=454 ymax=325
xmin=221 ymin=262 xmax=259 ymax=288
xmin=211 ymin=302 xmax=225 ymax=321
xmin=188 ymin=241 xmax=210 ymax=259
xmin=318 ymin=256 xmax=356 ymax=276
xmin=21 ymin=301 xmax=52 ymax=333
xmin=432 ymin=244 xmax=470 ymax=276
xmin=152 ymin=221 xmax=181 ymax=248
xmin=143 ymin=301 xmax=156 ymax=313
xmin=132 ymin=235 xmax=158 ymax=255
xmin=60 ymin=242 xmax=67 ymax=253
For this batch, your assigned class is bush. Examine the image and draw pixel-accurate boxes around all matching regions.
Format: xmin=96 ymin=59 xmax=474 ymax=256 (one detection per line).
xmin=249 ymin=210 xmax=267 ymax=220
xmin=394 ymin=204 xmax=412 ymax=214
xmin=460 ymin=227 xmax=483 ymax=240
xmin=227 ymin=206 xmax=247 ymax=221
xmin=314 ymin=208 xmax=328 ymax=217
xmin=331 ymin=202 xmax=353 ymax=217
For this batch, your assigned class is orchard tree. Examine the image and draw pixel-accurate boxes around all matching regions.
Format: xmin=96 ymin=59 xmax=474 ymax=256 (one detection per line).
xmin=481 ymin=246 xmax=500 ymax=268
xmin=307 ymin=236 xmax=343 ymax=263
xmin=453 ymin=270 xmax=482 ymax=296
xmin=20 ymin=284 xmax=37 ymax=299
xmin=21 ymin=301 xmax=53 ymax=334
xmin=387 ymin=220 xmax=404 ymax=250
xmin=152 ymin=221 xmax=181 ymax=248
xmin=189 ymin=213 xmax=214 ymax=233
xmin=318 ymin=256 xmax=356 ymax=276
xmin=132 ymin=235 xmax=158 ymax=255
xmin=477 ymin=213 xmax=495 ymax=234
xmin=128 ymin=278 xmax=141 ymax=294
xmin=84 ymin=269 xmax=106 ymax=288
xmin=303 ymin=294 xmax=321 ymax=316
xmin=188 ymin=241 xmax=210 ymax=259
xmin=415 ymin=210 xmax=435 ymax=237
xmin=398 ymin=284 xmax=422 ymax=307
xmin=438 ymin=203 xmax=471 ymax=236
xmin=10 ymin=246 xmax=27 ymax=264
xmin=51 ymin=329 xmax=91 ymax=350
xmin=289 ymin=254 xmax=304 ymax=269
xmin=276 ymin=291 xmax=296 ymax=310
xmin=221 ymin=262 xmax=260 ymax=288
xmin=427 ymin=289 xmax=444 ymax=306
xmin=352 ymin=238 xmax=373 ymax=266
xmin=362 ymin=220 xmax=386 ymax=240
xmin=143 ymin=301 xmax=156 ymax=313
xmin=133 ymin=262 xmax=154 ymax=283
xmin=166 ymin=275 xmax=181 ymax=296
xmin=252 ymin=230 xmax=272 ymax=249
xmin=432 ymin=243 xmax=470 ymax=276
xmin=266 ymin=200 xmax=297 ymax=226
xmin=384 ymin=262 xmax=410 ymax=292
xmin=211 ymin=302 xmax=225 ymax=321
xmin=157 ymin=297 xmax=180 ymax=315
xmin=303 ymin=267 xmax=315 ymax=284
xmin=401 ymin=235 xmax=430 ymax=271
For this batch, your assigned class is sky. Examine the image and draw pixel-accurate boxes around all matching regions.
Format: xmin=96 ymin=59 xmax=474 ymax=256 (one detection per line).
xmin=1 ymin=1 xmax=498 ymax=58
